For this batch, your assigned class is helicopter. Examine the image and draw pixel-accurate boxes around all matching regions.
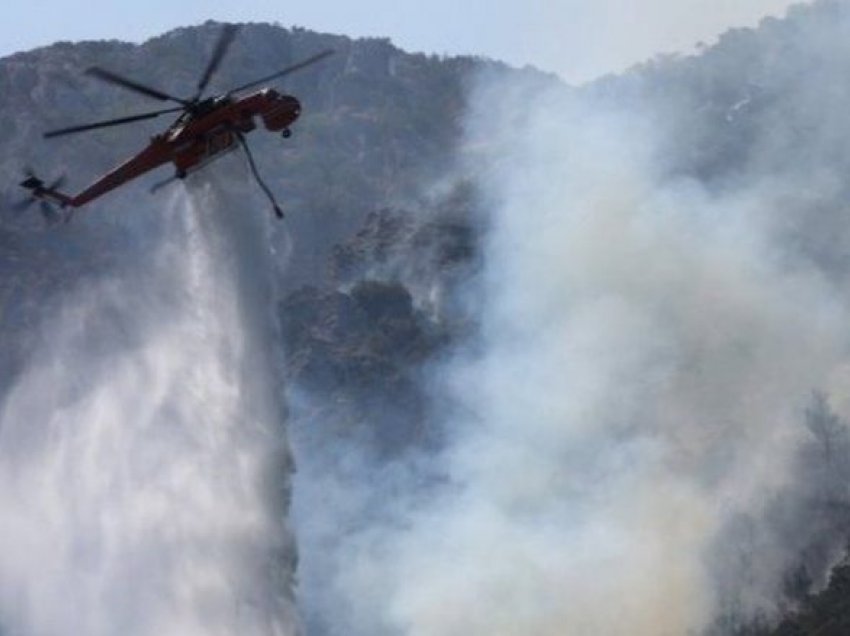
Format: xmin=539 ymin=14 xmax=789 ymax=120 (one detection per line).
xmin=16 ymin=24 xmax=333 ymax=220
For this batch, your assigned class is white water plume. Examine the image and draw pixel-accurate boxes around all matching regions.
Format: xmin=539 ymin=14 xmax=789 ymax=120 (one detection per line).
xmin=0 ymin=182 xmax=298 ymax=636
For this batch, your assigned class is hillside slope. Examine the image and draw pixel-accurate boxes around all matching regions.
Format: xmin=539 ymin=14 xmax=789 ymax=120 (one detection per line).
xmin=3 ymin=4 xmax=850 ymax=634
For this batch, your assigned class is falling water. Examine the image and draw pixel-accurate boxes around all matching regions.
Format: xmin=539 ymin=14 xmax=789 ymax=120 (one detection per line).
xmin=0 ymin=181 xmax=298 ymax=636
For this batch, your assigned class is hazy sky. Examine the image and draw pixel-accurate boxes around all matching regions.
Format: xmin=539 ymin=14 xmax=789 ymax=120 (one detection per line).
xmin=8 ymin=0 xmax=807 ymax=82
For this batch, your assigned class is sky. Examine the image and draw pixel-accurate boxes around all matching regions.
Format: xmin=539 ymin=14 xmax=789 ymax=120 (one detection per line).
xmin=8 ymin=0 xmax=808 ymax=83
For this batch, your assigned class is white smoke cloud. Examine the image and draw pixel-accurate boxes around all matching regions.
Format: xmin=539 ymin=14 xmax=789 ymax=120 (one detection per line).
xmin=277 ymin=4 xmax=850 ymax=634
xmin=303 ymin=29 xmax=850 ymax=633
xmin=0 ymin=182 xmax=299 ymax=636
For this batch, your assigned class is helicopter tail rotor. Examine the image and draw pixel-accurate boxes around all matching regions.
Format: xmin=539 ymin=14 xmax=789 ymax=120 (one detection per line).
xmin=13 ymin=169 xmax=71 ymax=224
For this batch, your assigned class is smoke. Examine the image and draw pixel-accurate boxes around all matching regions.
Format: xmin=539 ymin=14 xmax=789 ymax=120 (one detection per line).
xmin=293 ymin=7 xmax=850 ymax=634
xmin=0 ymin=180 xmax=298 ymax=636
xmin=368 ymin=81 xmax=850 ymax=634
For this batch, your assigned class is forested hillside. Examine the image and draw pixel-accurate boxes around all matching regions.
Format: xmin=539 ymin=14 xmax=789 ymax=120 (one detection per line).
xmin=2 ymin=3 xmax=850 ymax=634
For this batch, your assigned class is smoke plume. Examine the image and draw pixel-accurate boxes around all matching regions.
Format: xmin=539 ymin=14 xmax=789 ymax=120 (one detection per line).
xmin=295 ymin=5 xmax=850 ymax=634
xmin=363 ymin=80 xmax=850 ymax=634
xmin=0 ymin=180 xmax=298 ymax=636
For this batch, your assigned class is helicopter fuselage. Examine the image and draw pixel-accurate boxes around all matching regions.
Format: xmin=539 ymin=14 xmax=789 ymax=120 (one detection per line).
xmin=165 ymin=89 xmax=301 ymax=178
xmin=20 ymin=24 xmax=331 ymax=219
xmin=30 ymin=88 xmax=301 ymax=209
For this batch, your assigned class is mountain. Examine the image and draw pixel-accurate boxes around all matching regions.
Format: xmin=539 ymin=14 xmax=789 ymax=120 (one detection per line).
xmin=3 ymin=3 xmax=850 ymax=635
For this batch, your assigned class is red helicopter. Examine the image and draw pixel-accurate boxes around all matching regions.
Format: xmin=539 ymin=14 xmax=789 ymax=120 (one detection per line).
xmin=17 ymin=24 xmax=333 ymax=220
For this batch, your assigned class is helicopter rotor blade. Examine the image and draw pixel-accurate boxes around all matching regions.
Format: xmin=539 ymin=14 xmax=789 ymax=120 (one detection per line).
xmin=86 ymin=67 xmax=191 ymax=105
xmin=43 ymin=107 xmax=186 ymax=138
xmin=10 ymin=197 xmax=36 ymax=213
xmin=39 ymin=201 xmax=60 ymax=225
xmin=227 ymin=49 xmax=334 ymax=95
xmin=194 ymin=24 xmax=240 ymax=100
